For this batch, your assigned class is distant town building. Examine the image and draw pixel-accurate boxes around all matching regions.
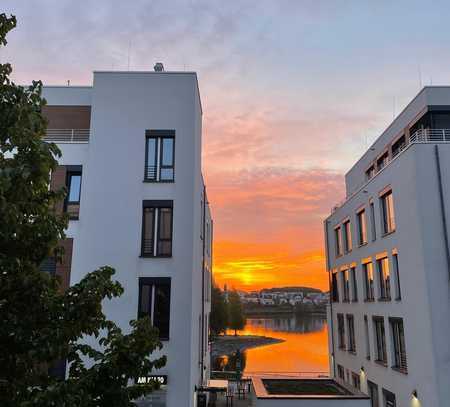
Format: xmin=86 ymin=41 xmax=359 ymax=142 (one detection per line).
xmin=324 ymin=87 xmax=450 ymax=407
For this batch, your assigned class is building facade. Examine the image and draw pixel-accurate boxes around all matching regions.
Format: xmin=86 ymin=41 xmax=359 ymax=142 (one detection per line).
xmin=42 ymin=69 xmax=212 ymax=407
xmin=324 ymin=87 xmax=450 ymax=407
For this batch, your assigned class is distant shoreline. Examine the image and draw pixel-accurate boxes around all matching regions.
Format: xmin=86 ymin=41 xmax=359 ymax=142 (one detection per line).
xmin=211 ymin=334 xmax=284 ymax=359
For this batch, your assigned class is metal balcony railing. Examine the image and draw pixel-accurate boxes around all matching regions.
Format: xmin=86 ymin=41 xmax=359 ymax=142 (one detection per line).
xmin=410 ymin=128 xmax=450 ymax=143
xmin=43 ymin=129 xmax=89 ymax=143
xmin=144 ymin=165 xmax=157 ymax=181
xmin=142 ymin=238 xmax=154 ymax=256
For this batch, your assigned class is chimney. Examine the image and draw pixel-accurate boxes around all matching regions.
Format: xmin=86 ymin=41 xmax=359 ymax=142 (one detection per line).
xmin=154 ymin=62 xmax=164 ymax=72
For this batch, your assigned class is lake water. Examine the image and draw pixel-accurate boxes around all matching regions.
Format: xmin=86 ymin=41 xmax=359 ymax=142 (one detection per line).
xmin=214 ymin=314 xmax=329 ymax=375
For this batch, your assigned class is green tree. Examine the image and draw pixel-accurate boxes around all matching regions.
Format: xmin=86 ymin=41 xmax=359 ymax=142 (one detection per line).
xmin=228 ymin=290 xmax=245 ymax=335
xmin=210 ymin=285 xmax=228 ymax=337
xmin=0 ymin=13 xmax=166 ymax=406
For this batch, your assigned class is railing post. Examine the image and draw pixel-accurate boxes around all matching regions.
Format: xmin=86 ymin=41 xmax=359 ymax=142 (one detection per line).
xmin=71 ymin=129 xmax=74 ymax=142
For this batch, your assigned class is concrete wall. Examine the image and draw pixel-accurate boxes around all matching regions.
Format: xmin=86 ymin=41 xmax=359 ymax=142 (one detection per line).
xmin=43 ymin=71 xmax=209 ymax=407
xmin=325 ymin=142 xmax=450 ymax=407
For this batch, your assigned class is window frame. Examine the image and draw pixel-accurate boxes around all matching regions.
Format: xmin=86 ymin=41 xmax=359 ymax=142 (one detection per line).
xmin=364 ymin=315 xmax=371 ymax=360
xmin=337 ymin=313 xmax=346 ymax=350
xmin=341 ymin=269 xmax=350 ymax=302
xmin=389 ymin=317 xmax=408 ymax=374
xmin=392 ymin=252 xmax=402 ymax=300
xmin=350 ymin=266 xmax=358 ymax=302
xmin=373 ymin=316 xmax=387 ymax=365
xmin=335 ymin=226 xmax=343 ymax=257
xmin=382 ymin=388 xmax=396 ymax=407
xmin=141 ymin=200 xmax=174 ymax=258
xmin=343 ymin=219 xmax=352 ymax=253
xmin=368 ymin=381 xmax=379 ymax=407
xmin=380 ymin=190 xmax=396 ymax=235
xmin=144 ymin=130 xmax=175 ymax=183
xmin=346 ymin=314 xmax=356 ymax=353
xmin=64 ymin=165 xmax=82 ymax=220
xmin=363 ymin=261 xmax=375 ymax=301
xmin=377 ymin=257 xmax=391 ymax=301
xmin=370 ymin=200 xmax=377 ymax=241
xmin=357 ymin=208 xmax=367 ymax=246
xmin=331 ymin=271 xmax=340 ymax=302
xmin=138 ymin=277 xmax=171 ymax=340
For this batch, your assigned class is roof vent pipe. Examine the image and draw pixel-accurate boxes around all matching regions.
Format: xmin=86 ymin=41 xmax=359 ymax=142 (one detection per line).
xmin=154 ymin=62 xmax=164 ymax=72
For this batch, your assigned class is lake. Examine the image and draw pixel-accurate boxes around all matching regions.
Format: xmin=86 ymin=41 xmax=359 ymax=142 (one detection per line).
xmin=213 ymin=314 xmax=329 ymax=375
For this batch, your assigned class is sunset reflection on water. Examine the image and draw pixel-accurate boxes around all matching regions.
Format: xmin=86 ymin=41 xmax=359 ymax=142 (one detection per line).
xmin=225 ymin=316 xmax=329 ymax=374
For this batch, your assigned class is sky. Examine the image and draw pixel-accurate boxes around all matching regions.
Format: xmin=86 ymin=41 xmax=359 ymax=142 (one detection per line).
xmin=3 ymin=1 xmax=450 ymax=292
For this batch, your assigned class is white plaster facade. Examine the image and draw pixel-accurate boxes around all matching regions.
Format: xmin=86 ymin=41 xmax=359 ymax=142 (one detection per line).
xmin=42 ymin=70 xmax=212 ymax=407
xmin=324 ymin=87 xmax=450 ymax=407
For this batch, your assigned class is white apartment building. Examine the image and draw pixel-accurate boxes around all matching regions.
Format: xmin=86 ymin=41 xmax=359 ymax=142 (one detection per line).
xmin=324 ymin=87 xmax=450 ymax=407
xmin=41 ymin=68 xmax=213 ymax=407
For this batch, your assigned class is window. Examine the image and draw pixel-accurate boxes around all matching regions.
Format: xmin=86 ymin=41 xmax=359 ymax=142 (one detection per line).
xmin=335 ymin=226 xmax=343 ymax=257
xmin=391 ymin=135 xmax=406 ymax=157
xmin=380 ymin=190 xmax=395 ymax=234
xmin=138 ymin=277 xmax=171 ymax=340
xmin=366 ymin=165 xmax=375 ymax=181
xmin=141 ymin=201 xmax=173 ymax=257
xmin=337 ymin=314 xmax=346 ymax=349
xmin=343 ymin=220 xmax=352 ymax=252
xmin=331 ymin=272 xmax=339 ymax=302
xmin=337 ymin=364 xmax=345 ymax=380
xmin=389 ymin=318 xmax=407 ymax=373
xmin=350 ymin=267 xmax=358 ymax=302
xmin=368 ymin=381 xmax=379 ymax=407
xmin=377 ymin=152 xmax=388 ymax=171
xmin=342 ymin=269 xmax=350 ymax=302
xmin=351 ymin=372 xmax=361 ymax=390
xmin=377 ymin=257 xmax=391 ymax=300
xmin=364 ymin=315 xmax=371 ymax=360
xmin=373 ymin=316 xmax=387 ymax=365
xmin=370 ymin=201 xmax=377 ymax=241
xmin=347 ymin=314 xmax=356 ymax=353
xmin=392 ymin=253 xmax=401 ymax=300
xmin=363 ymin=262 xmax=375 ymax=301
xmin=144 ymin=130 xmax=175 ymax=182
xmin=382 ymin=389 xmax=396 ymax=407
xmin=65 ymin=166 xmax=82 ymax=220
xmin=357 ymin=209 xmax=367 ymax=245
xmin=39 ymin=257 xmax=56 ymax=275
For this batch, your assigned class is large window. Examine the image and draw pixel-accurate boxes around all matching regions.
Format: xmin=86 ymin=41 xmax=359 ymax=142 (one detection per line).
xmin=364 ymin=315 xmax=371 ymax=360
xmin=363 ymin=261 xmax=375 ymax=301
xmin=347 ymin=314 xmax=356 ymax=353
xmin=389 ymin=318 xmax=407 ymax=373
xmin=380 ymin=190 xmax=395 ymax=234
xmin=377 ymin=257 xmax=391 ymax=300
xmin=343 ymin=220 xmax=352 ymax=253
xmin=332 ymin=272 xmax=339 ymax=302
xmin=392 ymin=253 xmax=401 ymax=300
xmin=335 ymin=226 xmax=343 ymax=257
xmin=65 ymin=166 xmax=82 ymax=220
xmin=373 ymin=316 xmax=387 ymax=365
xmin=141 ymin=201 xmax=173 ymax=257
xmin=337 ymin=313 xmax=346 ymax=349
xmin=368 ymin=381 xmax=379 ymax=407
xmin=138 ymin=277 xmax=171 ymax=340
xmin=382 ymin=389 xmax=396 ymax=407
xmin=342 ymin=269 xmax=350 ymax=302
xmin=350 ymin=267 xmax=358 ymax=302
xmin=357 ymin=209 xmax=367 ymax=245
xmin=144 ymin=130 xmax=175 ymax=182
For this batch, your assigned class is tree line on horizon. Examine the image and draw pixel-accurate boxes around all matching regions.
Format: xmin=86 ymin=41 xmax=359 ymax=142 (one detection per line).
xmin=210 ymin=286 xmax=245 ymax=337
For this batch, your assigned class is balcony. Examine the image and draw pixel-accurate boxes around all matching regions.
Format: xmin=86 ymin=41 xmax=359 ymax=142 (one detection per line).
xmin=331 ymin=128 xmax=450 ymax=213
xmin=410 ymin=128 xmax=450 ymax=142
xmin=43 ymin=129 xmax=89 ymax=143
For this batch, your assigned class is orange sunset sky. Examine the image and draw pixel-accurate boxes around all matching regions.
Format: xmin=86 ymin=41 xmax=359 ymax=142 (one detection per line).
xmin=5 ymin=1 xmax=450 ymax=292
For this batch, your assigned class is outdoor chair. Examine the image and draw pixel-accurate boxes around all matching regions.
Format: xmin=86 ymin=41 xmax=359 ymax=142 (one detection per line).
xmin=225 ymin=388 xmax=234 ymax=407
